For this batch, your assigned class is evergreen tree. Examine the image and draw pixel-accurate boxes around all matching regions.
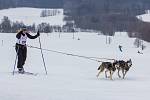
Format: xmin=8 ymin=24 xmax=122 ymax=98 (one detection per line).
xmin=1 ymin=16 xmax=11 ymax=32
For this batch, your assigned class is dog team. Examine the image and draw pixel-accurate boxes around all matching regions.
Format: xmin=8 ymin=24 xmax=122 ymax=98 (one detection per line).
xmin=97 ymin=59 xmax=132 ymax=80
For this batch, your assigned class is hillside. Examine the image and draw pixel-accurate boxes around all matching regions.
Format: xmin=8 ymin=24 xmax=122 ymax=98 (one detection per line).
xmin=138 ymin=10 xmax=150 ymax=22
xmin=0 ymin=7 xmax=65 ymax=26
xmin=63 ymin=0 xmax=150 ymax=42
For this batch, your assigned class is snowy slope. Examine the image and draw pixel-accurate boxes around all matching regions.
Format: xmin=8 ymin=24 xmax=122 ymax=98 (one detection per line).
xmin=137 ymin=10 xmax=150 ymax=22
xmin=0 ymin=32 xmax=150 ymax=100
xmin=0 ymin=7 xmax=65 ymax=26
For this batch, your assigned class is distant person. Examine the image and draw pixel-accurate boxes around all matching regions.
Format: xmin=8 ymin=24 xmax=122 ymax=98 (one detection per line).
xmin=118 ymin=45 xmax=123 ymax=52
xmin=1 ymin=40 xmax=3 ymax=46
xmin=15 ymin=28 xmax=40 ymax=73
xmin=137 ymin=50 xmax=143 ymax=54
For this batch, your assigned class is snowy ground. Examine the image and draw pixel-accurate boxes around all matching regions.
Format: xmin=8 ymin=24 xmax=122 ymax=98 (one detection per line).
xmin=137 ymin=10 xmax=150 ymax=22
xmin=0 ymin=7 xmax=65 ymax=26
xmin=0 ymin=7 xmax=150 ymax=100
xmin=0 ymin=32 xmax=150 ymax=100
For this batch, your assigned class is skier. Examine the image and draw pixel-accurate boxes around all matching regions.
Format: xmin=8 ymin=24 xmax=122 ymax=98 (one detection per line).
xmin=15 ymin=28 xmax=40 ymax=73
xmin=137 ymin=50 xmax=143 ymax=54
xmin=118 ymin=45 xmax=123 ymax=52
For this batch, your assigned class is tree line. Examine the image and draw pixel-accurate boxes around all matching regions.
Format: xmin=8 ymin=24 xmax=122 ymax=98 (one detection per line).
xmin=40 ymin=9 xmax=61 ymax=17
xmin=0 ymin=0 xmax=63 ymax=9
xmin=0 ymin=16 xmax=75 ymax=33
xmin=63 ymin=0 xmax=150 ymax=42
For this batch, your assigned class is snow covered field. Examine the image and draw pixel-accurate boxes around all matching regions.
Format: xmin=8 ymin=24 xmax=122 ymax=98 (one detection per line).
xmin=0 ymin=7 xmax=65 ymax=26
xmin=0 ymin=7 xmax=150 ymax=100
xmin=0 ymin=32 xmax=150 ymax=100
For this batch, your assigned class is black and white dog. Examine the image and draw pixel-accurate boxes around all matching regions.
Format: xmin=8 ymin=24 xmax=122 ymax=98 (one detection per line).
xmin=97 ymin=59 xmax=132 ymax=80
xmin=114 ymin=59 xmax=132 ymax=79
xmin=97 ymin=61 xmax=116 ymax=80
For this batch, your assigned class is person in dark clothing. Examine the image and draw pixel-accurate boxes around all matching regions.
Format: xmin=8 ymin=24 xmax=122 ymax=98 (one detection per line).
xmin=118 ymin=45 xmax=123 ymax=52
xmin=15 ymin=28 xmax=40 ymax=73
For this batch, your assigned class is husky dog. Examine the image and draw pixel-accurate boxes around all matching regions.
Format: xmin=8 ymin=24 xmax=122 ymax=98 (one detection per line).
xmin=96 ymin=62 xmax=116 ymax=80
xmin=114 ymin=59 xmax=132 ymax=79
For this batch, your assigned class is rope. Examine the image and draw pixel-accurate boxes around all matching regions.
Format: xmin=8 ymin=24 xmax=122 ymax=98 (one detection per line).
xmin=88 ymin=57 xmax=116 ymax=61
xmin=26 ymin=45 xmax=115 ymax=63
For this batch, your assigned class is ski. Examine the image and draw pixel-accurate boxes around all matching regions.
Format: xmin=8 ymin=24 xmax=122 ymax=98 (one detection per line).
xmin=12 ymin=71 xmax=38 ymax=76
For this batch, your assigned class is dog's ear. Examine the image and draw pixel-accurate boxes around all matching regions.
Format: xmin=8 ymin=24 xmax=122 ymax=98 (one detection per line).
xmin=129 ymin=59 xmax=132 ymax=64
xmin=128 ymin=59 xmax=132 ymax=67
xmin=127 ymin=59 xmax=131 ymax=62
xmin=97 ymin=66 xmax=100 ymax=70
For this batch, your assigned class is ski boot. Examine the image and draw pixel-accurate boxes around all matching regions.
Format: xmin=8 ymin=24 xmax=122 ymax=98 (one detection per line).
xmin=18 ymin=68 xmax=25 ymax=74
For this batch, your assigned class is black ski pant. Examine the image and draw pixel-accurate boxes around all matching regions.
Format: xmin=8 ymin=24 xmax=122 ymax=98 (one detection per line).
xmin=15 ymin=43 xmax=27 ymax=69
